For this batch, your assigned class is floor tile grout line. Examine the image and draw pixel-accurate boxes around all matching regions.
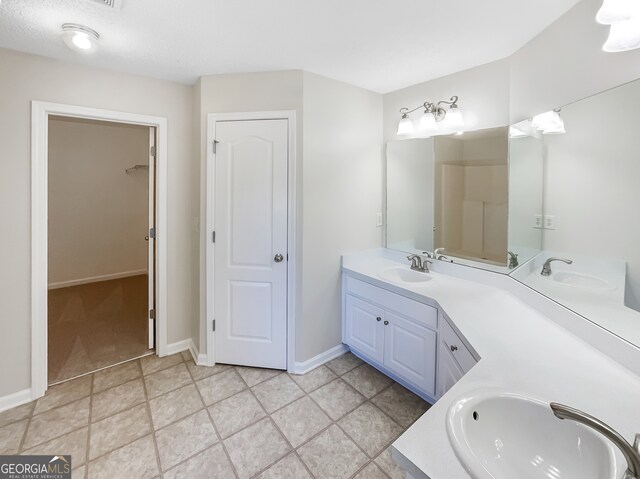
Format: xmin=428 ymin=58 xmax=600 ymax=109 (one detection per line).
xmin=83 ymin=373 xmax=94 ymax=479
xmin=138 ymin=358 xmax=164 ymax=478
xmin=0 ymin=402 xmax=35 ymax=431
xmin=192 ymin=371 xmax=240 ymax=479
xmin=16 ymin=401 xmax=35 ymax=454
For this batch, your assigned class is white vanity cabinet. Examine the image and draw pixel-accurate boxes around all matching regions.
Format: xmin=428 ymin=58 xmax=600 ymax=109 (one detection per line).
xmin=437 ymin=312 xmax=476 ymax=398
xmin=344 ymin=276 xmax=438 ymax=398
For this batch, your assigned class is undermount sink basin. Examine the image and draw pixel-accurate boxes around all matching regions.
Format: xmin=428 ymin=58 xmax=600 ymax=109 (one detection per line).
xmin=378 ymin=266 xmax=431 ymax=284
xmin=447 ymin=390 xmax=619 ymax=479
xmin=548 ymin=271 xmax=614 ymax=290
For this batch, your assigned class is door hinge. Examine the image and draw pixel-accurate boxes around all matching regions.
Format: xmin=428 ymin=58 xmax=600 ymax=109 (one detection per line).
xmin=212 ymin=231 xmax=216 ymax=243
xmin=212 ymin=319 xmax=216 ymax=332
xmin=149 ymin=309 xmax=156 ymax=320
xmin=212 ymin=140 xmax=219 ymax=154
xmin=149 ymin=227 xmax=156 ymax=239
xmin=150 ymin=145 xmax=156 ymax=157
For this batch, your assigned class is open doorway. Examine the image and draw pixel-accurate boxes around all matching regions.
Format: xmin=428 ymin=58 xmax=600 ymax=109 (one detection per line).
xmin=46 ymin=116 xmax=156 ymax=384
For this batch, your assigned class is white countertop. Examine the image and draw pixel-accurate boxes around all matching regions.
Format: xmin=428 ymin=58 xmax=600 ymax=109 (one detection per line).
xmin=342 ymin=248 xmax=640 ymax=479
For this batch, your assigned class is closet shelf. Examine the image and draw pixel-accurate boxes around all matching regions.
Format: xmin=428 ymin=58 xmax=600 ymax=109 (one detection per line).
xmin=125 ymin=164 xmax=149 ymax=174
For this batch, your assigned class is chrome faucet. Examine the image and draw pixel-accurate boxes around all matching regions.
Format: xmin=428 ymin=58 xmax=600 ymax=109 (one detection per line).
xmin=433 ymin=248 xmax=447 ymax=260
xmin=508 ymin=251 xmax=519 ymax=269
xmin=540 ymin=257 xmax=573 ymax=276
xmin=551 ymin=403 xmax=640 ymax=479
xmin=407 ymin=254 xmax=431 ymax=273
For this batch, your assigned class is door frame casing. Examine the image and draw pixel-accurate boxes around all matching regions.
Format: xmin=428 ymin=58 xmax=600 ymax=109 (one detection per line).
xmin=31 ymin=101 xmax=169 ymax=399
xmin=204 ymin=111 xmax=297 ymax=371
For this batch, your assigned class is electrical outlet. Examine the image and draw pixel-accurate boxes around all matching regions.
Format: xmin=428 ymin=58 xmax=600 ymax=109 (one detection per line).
xmin=192 ymin=217 xmax=200 ymax=233
xmin=376 ymin=212 xmax=383 ymax=227
xmin=544 ymin=215 xmax=555 ymax=230
xmin=533 ymin=214 xmax=543 ymax=229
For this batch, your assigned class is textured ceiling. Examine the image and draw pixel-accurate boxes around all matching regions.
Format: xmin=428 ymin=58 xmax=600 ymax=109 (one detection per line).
xmin=0 ymin=0 xmax=581 ymax=93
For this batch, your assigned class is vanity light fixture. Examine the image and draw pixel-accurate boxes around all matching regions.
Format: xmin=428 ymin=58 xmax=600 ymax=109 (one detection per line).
xmin=62 ymin=24 xmax=100 ymax=52
xmin=531 ymin=109 xmax=566 ymax=135
xmin=596 ymin=0 xmax=640 ymax=52
xmin=397 ymin=96 xmax=464 ymax=136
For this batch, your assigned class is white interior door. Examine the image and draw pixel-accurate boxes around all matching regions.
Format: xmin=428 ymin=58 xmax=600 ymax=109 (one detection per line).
xmin=214 ymin=119 xmax=288 ymax=369
xmin=148 ymin=127 xmax=156 ymax=349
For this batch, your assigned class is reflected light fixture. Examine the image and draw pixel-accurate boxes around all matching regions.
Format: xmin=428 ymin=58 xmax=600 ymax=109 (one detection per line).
xmin=596 ymin=0 xmax=640 ymax=52
xmin=62 ymin=23 xmax=100 ymax=52
xmin=531 ymin=109 xmax=566 ymax=135
xmin=396 ymin=96 xmax=464 ymax=136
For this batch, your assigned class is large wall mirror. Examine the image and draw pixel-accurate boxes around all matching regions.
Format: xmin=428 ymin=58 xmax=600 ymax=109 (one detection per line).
xmin=510 ymin=78 xmax=640 ymax=348
xmin=386 ymin=127 xmax=543 ymax=272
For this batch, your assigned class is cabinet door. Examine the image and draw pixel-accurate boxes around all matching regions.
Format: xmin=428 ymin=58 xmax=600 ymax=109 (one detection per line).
xmin=437 ymin=339 xmax=465 ymax=398
xmin=383 ymin=312 xmax=437 ymax=396
xmin=345 ymin=295 xmax=384 ymax=363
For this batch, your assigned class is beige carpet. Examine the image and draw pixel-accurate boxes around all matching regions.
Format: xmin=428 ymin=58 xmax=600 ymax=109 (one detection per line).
xmin=48 ymin=275 xmax=151 ymax=384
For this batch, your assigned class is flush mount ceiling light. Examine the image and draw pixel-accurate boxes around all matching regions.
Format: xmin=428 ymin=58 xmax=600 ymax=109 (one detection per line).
xmin=596 ymin=0 xmax=640 ymax=52
xmin=62 ymin=24 xmax=100 ymax=52
xmin=397 ymin=96 xmax=465 ymax=137
xmin=531 ymin=109 xmax=566 ymax=135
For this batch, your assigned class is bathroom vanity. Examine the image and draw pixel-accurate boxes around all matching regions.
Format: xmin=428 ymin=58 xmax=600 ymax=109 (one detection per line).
xmin=341 ymin=248 xmax=640 ymax=479
xmin=343 ymin=267 xmax=476 ymax=402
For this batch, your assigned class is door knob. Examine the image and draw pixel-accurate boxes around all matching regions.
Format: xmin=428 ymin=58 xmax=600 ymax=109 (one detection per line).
xmin=450 ymin=345 xmax=458 ymax=352
xmin=376 ymin=317 xmax=382 ymax=322
xmin=384 ymin=320 xmax=389 ymax=325
xmin=145 ymin=236 xmax=149 ymax=241
xmin=274 ymin=253 xmax=284 ymax=263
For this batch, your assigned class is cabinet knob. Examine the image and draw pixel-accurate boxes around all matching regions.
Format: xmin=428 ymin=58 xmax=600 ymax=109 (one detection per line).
xmin=384 ymin=320 xmax=389 ymax=325
xmin=376 ymin=317 xmax=382 ymax=322
xmin=450 ymin=345 xmax=458 ymax=352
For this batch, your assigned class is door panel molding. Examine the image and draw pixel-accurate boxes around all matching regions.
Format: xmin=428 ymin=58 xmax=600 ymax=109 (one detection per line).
xmin=204 ymin=111 xmax=297 ymax=370
xmin=31 ymin=101 xmax=168 ymax=400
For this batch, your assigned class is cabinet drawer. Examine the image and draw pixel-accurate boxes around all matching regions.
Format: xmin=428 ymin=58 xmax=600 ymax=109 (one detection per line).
xmin=346 ymin=276 xmax=437 ymax=330
xmin=440 ymin=317 xmax=476 ymax=373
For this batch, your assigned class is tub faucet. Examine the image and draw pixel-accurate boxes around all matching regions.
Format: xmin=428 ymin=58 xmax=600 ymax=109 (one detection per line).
xmin=551 ymin=402 xmax=640 ymax=479
xmin=433 ymin=248 xmax=447 ymax=260
xmin=541 ymin=257 xmax=573 ymax=276
xmin=508 ymin=251 xmax=519 ymax=269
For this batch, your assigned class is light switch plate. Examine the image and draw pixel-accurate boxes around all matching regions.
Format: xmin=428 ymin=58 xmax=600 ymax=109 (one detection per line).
xmin=533 ymin=214 xmax=543 ymax=229
xmin=544 ymin=215 xmax=556 ymax=230
xmin=376 ymin=212 xmax=383 ymax=227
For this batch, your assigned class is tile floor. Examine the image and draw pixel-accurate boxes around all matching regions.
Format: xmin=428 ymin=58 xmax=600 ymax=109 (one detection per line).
xmin=0 ymin=351 xmax=431 ymax=479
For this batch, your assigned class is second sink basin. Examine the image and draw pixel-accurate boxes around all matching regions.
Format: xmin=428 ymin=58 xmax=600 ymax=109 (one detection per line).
xmin=549 ymin=271 xmax=614 ymax=290
xmin=378 ymin=266 xmax=431 ymax=284
xmin=447 ymin=390 xmax=619 ymax=479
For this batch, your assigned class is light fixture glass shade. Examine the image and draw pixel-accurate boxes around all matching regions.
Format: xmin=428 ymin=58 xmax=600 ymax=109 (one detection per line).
xmin=418 ymin=112 xmax=438 ymax=133
xmin=62 ymin=24 xmax=99 ymax=52
xmin=596 ymin=0 xmax=640 ymax=24
xmin=509 ymin=126 xmax=528 ymax=138
xmin=443 ymin=107 xmax=464 ymax=129
xmin=531 ymin=110 xmax=566 ymax=135
xmin=603 ymin=18 xmax=640 ymax=52
xmin=397 ymin=116 xmax=415 ymax=136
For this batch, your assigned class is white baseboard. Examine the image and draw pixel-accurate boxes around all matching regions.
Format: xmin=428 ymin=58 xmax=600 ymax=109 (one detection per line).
xmin=48 ymin=269 xmax=148 ymax=290
xmin=165 ymin=338 xmax=203 ymax=366
xmin=0 ymin=388 xmax=32 ymax=414
xmin=290 ymin=343 xmax=349 ymax=375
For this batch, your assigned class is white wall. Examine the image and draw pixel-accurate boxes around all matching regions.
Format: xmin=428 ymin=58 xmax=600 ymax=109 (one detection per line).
xmin=0 ymin=48 xmax=194 ymax=397
xmin=542 ymin=79 xmax=640 ymax=311
xmin=510 ymin=0 xmax=640 ymax=122
xmin=508 ymin=136 xmax=544 ymax=259
xmin=386 ymin=139 xmax=435 ymax=252
xmin=383 ymin=59 xmax=511 ymax=142
xmin=301 ymin=71 xmax=383 ymax=362
xmin=195 ymin=70 xmax=304 ymax=358
xmin=196 ymin=71 xmax=383 ymax=363
xmin=48 ymin=118 xmax=149 ymax=287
